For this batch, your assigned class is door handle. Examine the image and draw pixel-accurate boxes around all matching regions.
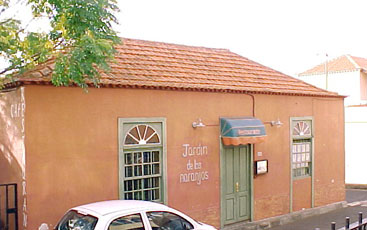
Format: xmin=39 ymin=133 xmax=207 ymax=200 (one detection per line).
xmin=235 ymin=182 xmax=239 ymax=193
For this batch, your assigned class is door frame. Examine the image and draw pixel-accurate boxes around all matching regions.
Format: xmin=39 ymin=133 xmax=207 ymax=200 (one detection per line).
xmin=220 ymin=142 xmax=254 ymax=227
xmin=289 ymin=116 xmax=315 ymax=212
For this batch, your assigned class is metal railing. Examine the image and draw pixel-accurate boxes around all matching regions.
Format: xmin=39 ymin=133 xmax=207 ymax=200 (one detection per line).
xmin=0 ymin=183 xmax=18 ymax=230
xmin=331 ymin=212 xmax=367 ymax=230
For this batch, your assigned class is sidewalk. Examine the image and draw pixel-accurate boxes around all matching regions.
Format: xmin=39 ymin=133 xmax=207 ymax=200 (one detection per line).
xmin=267 ymin=189 xmax=367 ymax=230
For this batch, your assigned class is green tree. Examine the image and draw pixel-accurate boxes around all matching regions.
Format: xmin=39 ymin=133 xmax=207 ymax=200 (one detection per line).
xmin=0 ymin=0 xmax=120 ymax=88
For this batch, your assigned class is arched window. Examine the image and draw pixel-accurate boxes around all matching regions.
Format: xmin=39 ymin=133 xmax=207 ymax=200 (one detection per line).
xmin=119 ymin=119 xmax=165 ymax=203
xmin=124 ymin=125 xmax=160 ymax=145
xmin=292 ymin=121 xmax=311 ymax=136
xmin=291 ymin=119 xmax=313 ymax=178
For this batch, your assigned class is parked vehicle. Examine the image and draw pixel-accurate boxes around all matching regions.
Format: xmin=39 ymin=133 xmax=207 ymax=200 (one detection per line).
xmin=55 ymin=200 xmax=216 ymax=230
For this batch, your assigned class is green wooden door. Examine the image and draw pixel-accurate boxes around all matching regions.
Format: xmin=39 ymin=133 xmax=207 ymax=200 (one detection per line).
xmin=223 ymin=146 xmax=251 ymax=225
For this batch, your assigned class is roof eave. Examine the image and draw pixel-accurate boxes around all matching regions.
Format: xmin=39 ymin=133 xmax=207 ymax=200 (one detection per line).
xmin=299 ymin=68 xmax=360 ymax=76
xmin=3 ymin=80 xmax=344 ymax=98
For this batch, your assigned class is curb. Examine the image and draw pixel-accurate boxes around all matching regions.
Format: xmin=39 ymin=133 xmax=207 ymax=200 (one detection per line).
xmin=347 ymin=200 xmax=367 ymax=207
xmin=221 ymin=201 xmax=347 ymax=230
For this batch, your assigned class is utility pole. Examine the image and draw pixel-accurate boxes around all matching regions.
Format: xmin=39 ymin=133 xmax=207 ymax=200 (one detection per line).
xmin=324 ymin=53 xmax=329 ymax=90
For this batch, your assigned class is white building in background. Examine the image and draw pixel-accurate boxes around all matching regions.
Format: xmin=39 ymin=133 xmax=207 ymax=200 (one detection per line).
xmin=299 ymin=54 xmax=367 ymax=185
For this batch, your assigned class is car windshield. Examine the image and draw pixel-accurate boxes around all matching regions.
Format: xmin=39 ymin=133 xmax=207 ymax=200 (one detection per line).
xmin=56 ymin=210 xmax=98 ymax=230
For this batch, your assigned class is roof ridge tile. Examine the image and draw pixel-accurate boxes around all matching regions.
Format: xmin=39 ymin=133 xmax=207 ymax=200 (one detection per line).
xmin=346 ymin=54 xmax=360 ymax=69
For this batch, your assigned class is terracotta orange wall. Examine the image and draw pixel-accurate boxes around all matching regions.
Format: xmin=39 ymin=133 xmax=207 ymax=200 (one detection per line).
xmin=0 ymin=87 xmax=25 ymax=229
xmin=252 ymin=94 xmax=313 ymax=219
xmin=0 ymin=88 xmax=23 ymax=183
xmin=22 ymin=86 xmax=345 ymax=229
xmin=313 ymin=98 xmax=345 ymax=206
xmin=23 ymin=85 xmax=254 ymax=230
xmin=251 ymin=95 xmax=344 ymax=220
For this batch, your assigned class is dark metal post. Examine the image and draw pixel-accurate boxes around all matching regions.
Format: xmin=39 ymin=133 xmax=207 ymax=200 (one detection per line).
xmin=346 ymin=217 xmax=350 ymax=229
xmin=359 ymin=212 xmax=363 ymax=230
xmin=14 ymin=184 xmax=18 ymax=230
xmin=331 ymin=222 xmax=336 ymax=230
xmin=0 ymin=186 xmax=2 ymax=230
xmin=5 ymin=185 xmax=9 ymax=230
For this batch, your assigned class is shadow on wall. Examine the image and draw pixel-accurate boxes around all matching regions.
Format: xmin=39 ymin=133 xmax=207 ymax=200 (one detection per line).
xmin=0 ymin=87 xmax=25 ymax=183
xmin=0 ymin=87 xmax=26 ymax=229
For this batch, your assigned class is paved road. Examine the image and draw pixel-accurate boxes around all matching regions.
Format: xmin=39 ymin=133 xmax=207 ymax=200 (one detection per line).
xmin=346 ymin=189 xmax=367 ymax=203
xmin=268 ymin=189 xmax=367 ymax=230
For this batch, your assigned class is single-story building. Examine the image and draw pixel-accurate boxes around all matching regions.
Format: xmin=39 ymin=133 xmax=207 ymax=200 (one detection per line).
xmin=0 ymin=38 xmax=345 ymax=230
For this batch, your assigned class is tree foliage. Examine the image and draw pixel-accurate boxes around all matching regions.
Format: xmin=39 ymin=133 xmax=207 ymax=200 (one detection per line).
xmin=0 ymin=0 xmax=120 ymax=88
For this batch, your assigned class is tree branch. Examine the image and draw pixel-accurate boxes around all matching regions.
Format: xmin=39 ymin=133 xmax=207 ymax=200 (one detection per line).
xmin=0 ymin=64 xmax=18 ymax=75
xmin=0 ymin=18 xmax=12 ymax=25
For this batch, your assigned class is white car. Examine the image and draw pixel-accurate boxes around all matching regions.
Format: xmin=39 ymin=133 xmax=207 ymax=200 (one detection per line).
xmin=55 ymin=200 xmax=216 ymax=230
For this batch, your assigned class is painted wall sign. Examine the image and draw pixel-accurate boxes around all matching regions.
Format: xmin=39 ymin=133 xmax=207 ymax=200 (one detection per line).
xmin=179 ymin=144 xmax=209 ymax=185
xmin=2 ymin=87 xmax=27 ymax=229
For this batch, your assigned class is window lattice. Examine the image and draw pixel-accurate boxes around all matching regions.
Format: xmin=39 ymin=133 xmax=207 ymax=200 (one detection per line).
xmin=292 ymin=139 xmax=311 ymax=177
xmin=123 ymin=150 xmax=161 ymax=201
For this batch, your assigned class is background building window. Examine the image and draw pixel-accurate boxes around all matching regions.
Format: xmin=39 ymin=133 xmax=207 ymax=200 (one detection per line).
xmin=291 ymin=119 xmax=313 ymax=178
xmin=119 ymin=119 xmax=165 ymax=202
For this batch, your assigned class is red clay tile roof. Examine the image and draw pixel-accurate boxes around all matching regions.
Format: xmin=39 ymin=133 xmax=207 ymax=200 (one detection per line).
xmin=6 ymin=38 xmax=340 ymax=97
xmin=299 ymin=55 xmax=367 ymax=76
